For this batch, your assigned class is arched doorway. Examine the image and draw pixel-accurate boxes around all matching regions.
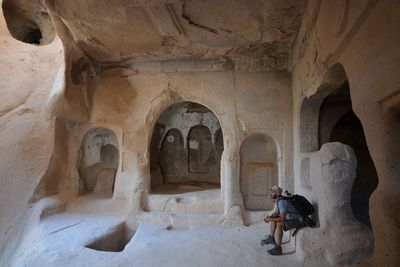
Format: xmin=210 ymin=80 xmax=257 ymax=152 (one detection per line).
xmin=150 ymin=102 xmax=223 ymax=194
xmin=77 ymin=128 xmax=119 ymax=196
xmin=240 ymin=134 xmax=278 ymax=211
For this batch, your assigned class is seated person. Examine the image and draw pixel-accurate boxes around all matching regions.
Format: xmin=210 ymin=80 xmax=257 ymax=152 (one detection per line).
xmin=261 ymin=185 xmax=303 ymax=255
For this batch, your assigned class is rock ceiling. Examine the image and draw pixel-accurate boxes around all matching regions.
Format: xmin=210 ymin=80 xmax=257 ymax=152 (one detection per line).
xmin=3 ymin=0 xmax=307 ymax=70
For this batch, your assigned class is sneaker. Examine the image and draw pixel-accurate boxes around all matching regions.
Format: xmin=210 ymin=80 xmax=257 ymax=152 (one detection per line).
xmin=260 ymin=235 xmax=276 ymax=246
xmin=268 ymin=245 xmax=283 ymax=255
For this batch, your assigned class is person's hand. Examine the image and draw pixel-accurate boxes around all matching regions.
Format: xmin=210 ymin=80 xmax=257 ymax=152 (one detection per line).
xmin=264 ymin=216 xmax=270 ymax=223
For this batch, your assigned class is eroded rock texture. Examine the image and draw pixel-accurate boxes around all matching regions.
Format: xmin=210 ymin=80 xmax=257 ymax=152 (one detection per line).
xmin=1 ymin=0 xmax=400 ymax=267
xmin=2 ymin=0 xmax=55 ymax=45
xmin=44 ymin=0 xmax=305 ymax=70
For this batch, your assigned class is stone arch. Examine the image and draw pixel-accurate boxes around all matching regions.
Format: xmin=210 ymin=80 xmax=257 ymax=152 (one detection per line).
xmin=77 ymin=128 xmax=119 ymax=196
xmin=149 ymin=101 xmax=223 ymax=193
xmin=2 ymin=0 xmax=56 ymax=45
xmin=240 ymin=134 xmax=278 ymax=211
xmin=146 ymin=95 xmax=224 ymax=153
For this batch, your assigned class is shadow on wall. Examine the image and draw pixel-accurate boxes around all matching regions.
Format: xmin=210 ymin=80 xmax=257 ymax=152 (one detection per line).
xmin=149 ymin=102 xmax=223 ymax=194
xmin=77 ymin=128 xmax=119 ymax=197
xmin=240 ymin=134 xmax=278 ymax=211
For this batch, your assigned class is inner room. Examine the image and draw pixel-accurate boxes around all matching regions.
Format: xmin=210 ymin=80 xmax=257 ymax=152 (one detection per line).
xmin=149 ymin=102 xmax=223 ymax=195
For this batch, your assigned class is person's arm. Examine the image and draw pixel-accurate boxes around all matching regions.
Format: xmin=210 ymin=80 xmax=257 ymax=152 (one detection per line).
xmin=265 ymin=198 xmax=287 ymax=223
xmin=264 ymin=212 xmax=285 ymax=222
xmin=267 ymin=213 xmax=285 ymax=222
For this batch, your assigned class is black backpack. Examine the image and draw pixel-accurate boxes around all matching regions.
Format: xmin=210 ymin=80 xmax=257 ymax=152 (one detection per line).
xmin=279 ymin=191 xmax=317 ymax=235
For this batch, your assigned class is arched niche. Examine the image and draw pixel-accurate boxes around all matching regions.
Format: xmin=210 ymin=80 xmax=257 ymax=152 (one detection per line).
xmin=240 ymin=134 xmax=278 ymax=211
xmin=149 ymin=102 xmax=223 ymax=194
xmin=77 ymin=128 xmax=119 ymax=196
xmin=2 ymin=0 xmax=56 ymax=45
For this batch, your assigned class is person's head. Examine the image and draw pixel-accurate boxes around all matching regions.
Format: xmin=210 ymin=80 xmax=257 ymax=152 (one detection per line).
xmin=269 ymin=185 xmax=283 ymax=200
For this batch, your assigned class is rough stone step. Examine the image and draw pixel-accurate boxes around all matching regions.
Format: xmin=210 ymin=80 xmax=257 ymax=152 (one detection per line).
xmin=144 ymin=192 xmax=224 ymax=214
xmin=139 ymin=211 xmax=225 ymax=228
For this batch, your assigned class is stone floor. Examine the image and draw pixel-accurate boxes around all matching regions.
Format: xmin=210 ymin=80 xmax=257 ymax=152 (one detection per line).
xmin=8 ymin=194 xmax=302 ymax=267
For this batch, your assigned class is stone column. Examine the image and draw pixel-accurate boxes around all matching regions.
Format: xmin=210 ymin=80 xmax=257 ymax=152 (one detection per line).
xmin=221 ymin=150 xmax=244 ymax=225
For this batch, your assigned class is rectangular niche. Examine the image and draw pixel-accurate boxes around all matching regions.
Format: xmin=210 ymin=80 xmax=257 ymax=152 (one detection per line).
xmin=85 ymin=223 xmax=134 ymax=252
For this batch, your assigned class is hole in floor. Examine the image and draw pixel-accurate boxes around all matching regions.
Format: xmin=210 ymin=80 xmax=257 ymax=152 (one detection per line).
xmin=85 ymin=223 xmax=134 ymax=252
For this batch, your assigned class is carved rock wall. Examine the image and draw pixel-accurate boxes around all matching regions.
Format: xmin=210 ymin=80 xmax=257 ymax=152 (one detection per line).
xmin=292 ymin=1 xmax=400 ymax=266
xmin=0 ymin=14 xmax=64 ymax=265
